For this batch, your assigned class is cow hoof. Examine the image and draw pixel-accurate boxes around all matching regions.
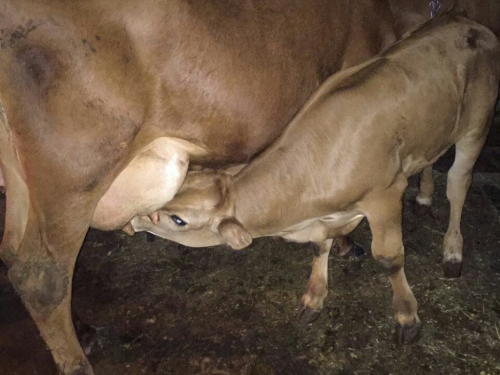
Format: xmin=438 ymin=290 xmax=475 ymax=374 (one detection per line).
xmin=73 ymin=314 xmax=99 ymax=356
xmin=69 ymin=361 xmax=94 ymax=375
xmin=443 ymin=261 xmax=462 ymax=278
xmin=395 ymin=319 xmax=421 ymax=345
xmin=146 ymin=232 xmax=156 ymax=242
xmin=344 ymin=243 xmax=364 ymax=258
xmin=297 ymin=302 xmax=322 ymax=324
xmin=414 ymin=202 xmax=431 ymax=217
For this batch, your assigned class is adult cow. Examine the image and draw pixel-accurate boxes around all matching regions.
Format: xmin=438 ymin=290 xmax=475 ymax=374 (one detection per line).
xmin=0 ymin=1 xmax=498 ymax=374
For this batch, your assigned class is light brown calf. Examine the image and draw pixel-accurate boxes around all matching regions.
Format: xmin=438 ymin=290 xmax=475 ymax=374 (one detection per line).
xmin=140 ymin=16 xmax=500 ymax=343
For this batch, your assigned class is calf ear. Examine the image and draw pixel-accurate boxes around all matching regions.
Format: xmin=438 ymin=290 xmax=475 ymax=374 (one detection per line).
xmin=217 ymin=218 xmax=253 ymax=250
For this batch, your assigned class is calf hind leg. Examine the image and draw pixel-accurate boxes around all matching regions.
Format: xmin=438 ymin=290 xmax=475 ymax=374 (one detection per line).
xmin=443 ymin=133 xmax=488 ymax=278
xmin=364 ymin=176 xmax=420 ymax=344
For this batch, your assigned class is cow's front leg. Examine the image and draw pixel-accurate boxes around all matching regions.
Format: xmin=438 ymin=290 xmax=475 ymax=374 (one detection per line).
xmin=415 ymin=165 xmax=434 ymax=217
xmin=297 ymin=239 xmax=332 ymax=323
xmin=364 ymin=176 xmax=420 ymax=344
xmin=3 ymin=203 xmax=94 ymax=375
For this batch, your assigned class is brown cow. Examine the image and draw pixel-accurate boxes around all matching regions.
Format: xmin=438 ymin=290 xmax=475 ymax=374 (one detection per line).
xmin=0 ymin=0 xmax=498 ymax=374
xmin=144 ymin=15 xmax=500 ymax=344
xmin=0 ymin=1 xmax=398 ymax=373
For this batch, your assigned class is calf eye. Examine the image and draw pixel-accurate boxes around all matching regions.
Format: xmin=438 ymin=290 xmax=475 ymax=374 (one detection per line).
xmin=170 ymin=215 xmax=187 ymax=226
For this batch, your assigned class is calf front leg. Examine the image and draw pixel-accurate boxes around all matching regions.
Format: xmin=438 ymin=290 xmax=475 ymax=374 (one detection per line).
xmin=363 ymin=176 xmax=420 ymax=344
xmin=297 ymin=239 xmax=332 ymax=324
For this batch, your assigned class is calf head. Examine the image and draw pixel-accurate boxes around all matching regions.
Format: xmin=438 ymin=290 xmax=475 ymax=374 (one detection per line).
xmin=162 ymin=171 xmax=253 ymax=250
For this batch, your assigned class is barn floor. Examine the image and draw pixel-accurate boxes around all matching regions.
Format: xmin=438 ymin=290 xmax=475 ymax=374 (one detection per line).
xmin=1 ymin=117 xmax=499 ymax=375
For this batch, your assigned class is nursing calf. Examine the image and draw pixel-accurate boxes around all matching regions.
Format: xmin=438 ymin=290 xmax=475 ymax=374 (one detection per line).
xmin=142 ymin=16 xmax=500 ymax=342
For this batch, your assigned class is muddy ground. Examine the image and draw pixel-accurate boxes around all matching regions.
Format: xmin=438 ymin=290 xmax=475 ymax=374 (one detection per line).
xmin=1 ymin=118 xmax=499 ymax=375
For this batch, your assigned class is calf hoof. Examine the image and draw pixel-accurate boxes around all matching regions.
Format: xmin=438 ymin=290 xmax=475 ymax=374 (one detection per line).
xmin=395 ymin=319 xmax=421 ymax=345
xmin=443 ymin=261 xmax=462 ymax=278
xmin=297 ymin=302 xmax=322 ymax=324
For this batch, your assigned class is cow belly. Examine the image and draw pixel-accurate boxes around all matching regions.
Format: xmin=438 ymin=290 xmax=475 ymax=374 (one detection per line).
xmin=91 ymin=137 xmax=206 ymax=231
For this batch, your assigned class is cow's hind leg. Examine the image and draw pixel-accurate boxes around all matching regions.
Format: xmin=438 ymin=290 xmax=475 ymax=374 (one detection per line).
xmin=363 ymin=175 xmax=420 ymax=344
xmin=415 ymin=165 xmax=434 ymax=217
xmin=297 ymin=239 xmax=332 ymax=324
xmin=443 ymin=132 xmax=488 ymax=278
xmin=5 ymin=197 xmax=94 ymax=375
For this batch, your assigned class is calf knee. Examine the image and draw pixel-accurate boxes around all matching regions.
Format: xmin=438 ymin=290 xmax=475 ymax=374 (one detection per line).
xmin=8 ymin=259 xmax=69 ymax=316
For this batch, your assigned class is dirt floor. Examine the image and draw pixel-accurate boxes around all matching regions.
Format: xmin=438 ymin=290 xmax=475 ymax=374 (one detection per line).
xmin=0 ymin=117 xmax=499 ymax=375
